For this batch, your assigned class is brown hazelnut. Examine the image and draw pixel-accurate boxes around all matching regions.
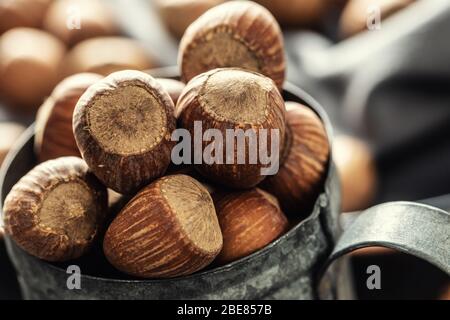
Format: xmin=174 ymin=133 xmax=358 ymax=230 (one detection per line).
xmin=0 ymin=0 xmax=52 ymax=34
xmin=214 ymin=188 xmax=288 ymax=265
xmin=35 ymin=73 xmax=103 ymax=162
xmin=2 ymin=157 xmax=107 ymax=262
xmin=103 ymin=174 xmax=223 ymax=278
xmin=260 ymin=102 xmax=330 ymax=216
xmin=350 ymin=246 xmax=396 ymax=256
xmin=178 ymin=0 xmax=286 ymax=89
xmin=176 ymin=68 xmax=286 ymax=189
xmin=0 ymin=28 xmax=66 ymax=112
xmin=0 ymin=122 xmax=26 ymax=166
xmin=155 ymin=0 xmax=225 ymax=39
xmin=43 ymin=0 xmax=119 ymax=47
xmin=340 ymin=0 xmax=415 ymax=38
xmin=73 ymin=70 xmax=176 ymax=194
xmin=156 ymin=78 xmax=185 ymax=105
xmin=439 ymin=284 xmax=450 ymax=300
xmin=254 ymin=0 xmax=329 ymax=27
xmin=166 ymin=164 xmax=222 ymax=197
xmin=59 ymin=37 xmax=157 ymax=78
xmin=333 ymin=134 xmax=377 ymax=212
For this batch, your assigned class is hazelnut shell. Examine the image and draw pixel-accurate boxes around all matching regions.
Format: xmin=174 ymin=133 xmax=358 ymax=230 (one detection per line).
xmin=215 ymin=188 xmax=288 ymax=265
xmin=178 ymin=0 xmax=285 ymax=89
xmin=73 ymin=70 xmax=176 ymax=194
xmin=155 ymin=0 xmax=225 ymax=39
xmin=2 ymin=157 xmax=107 ymax=262
xmin=59 ymin=37 xmax=157 ymax=78
xmin=43 ymin=0 xmax=119 ymax=47
xmin=260 ymin=102 xmax=330 ymax=216
xmin=103 ymin=174 xmax=223 ymax=278
xmin=340 ymin=0 xmax=415 ymax=38
xmin=176 ymin=68 xmax=286 ymax=189
xmin=35 ymin=72 xmax=103 ymax=162
xmin=254 ymin=0 xmax=329 ymax=27
xmin=0 ymin=28 xmax=66 ymax=112
xmin=0 ymin=0 xmax=52 ymax=34
xmin=333 ymin=134 xmax=377 ymax=212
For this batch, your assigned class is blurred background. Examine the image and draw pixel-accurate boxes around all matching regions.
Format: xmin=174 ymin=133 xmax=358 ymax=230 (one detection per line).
xmin=0 ymin=0 xmax=449 ymax=299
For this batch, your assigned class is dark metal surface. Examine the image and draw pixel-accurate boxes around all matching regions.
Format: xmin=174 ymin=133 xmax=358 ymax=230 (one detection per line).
xmin=0 ymin=84 xmax=348 ymax=300
xmin=329 ymin=202 xmax=450 ymax=275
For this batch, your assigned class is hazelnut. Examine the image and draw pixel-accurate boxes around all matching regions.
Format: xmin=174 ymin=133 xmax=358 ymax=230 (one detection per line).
xmin=103 ymin=174 xmax=223 ymax=278
xmin=59 ymin=37 xmax=157 ymax=78
xmin=155 ymin=0 xmax=225 ymax=39
xmin=350 ymin=246 xmax=396 ymax=256
xmin=176 ymin=68 xmax=286 ymax=189
xmin=2 ymin=157 xmax=107 ymax=262
xmin=260 ymin=102 xmax=329 ymax=216
xmin=179 ymin=0 xmax=286 ymax=89
xmin=439 ymin=284 xmax=450 ymax=300
xmin=73 ymin=70 xmax=176 ymax=194
xmin=333 ymin=135 xmax=377 ymax=212
xmin=166 ymin=164 xmax=221 ymax=196
xmin=156 ymin=78 xmax=186 ymax=105
xmin=0 ymin=28 xmax=66 ymax=112
xmin=0 ymin=122 xmax=26 ymax=166
xmin=0 ymin=0 xmax=52 ymax=34
xmin=340 ymin=0 xmax=415 ymax=38
xmin=254 ymin=0 xmax=329 ymax=27
xmin=215 ymin=188 xmax=288 ymax=265
xmin=43 ymin=0 xmax=119 ymax=47
xmin=35 ymin=73 xmax=103 ymax=162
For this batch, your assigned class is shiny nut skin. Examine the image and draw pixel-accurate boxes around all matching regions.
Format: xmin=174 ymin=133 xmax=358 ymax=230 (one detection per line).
xmin=155 ymin=0 xmax=225 ymax=39
xmin=340 ymin=0 xmax=415 ymax=38
xmin=0 ymin=0 xmax=52 ymax=34
xmin=43 ymin=0 xmax=119 ymax=46
xmin=260 ymin=102 xmax=330 ymax=216
xmin=103 ymin=174 xmax=223 ymax=278
xmin=60 ymin=37 xmax=157 ymax=78
xmin=333 ymin=134 xmax=377 ymax=212
xmin=0 ymin=28 xmax=66 ymax=112
xmin=35 ymin=73 xmax=103 ymax=162
xmin=215 ymin=188 xmax=288 ymax=265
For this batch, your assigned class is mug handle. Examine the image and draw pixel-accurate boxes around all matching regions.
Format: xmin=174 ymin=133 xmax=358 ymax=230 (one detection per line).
xmin=328 ymin=201 xmax=449 ymax=274
xmin=320 ymin=201 xmax=450 ymax=299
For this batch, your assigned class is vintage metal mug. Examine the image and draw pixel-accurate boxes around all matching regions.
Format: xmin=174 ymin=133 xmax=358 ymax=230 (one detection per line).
xmin=0 ymin=73 xmax=448 ymax=299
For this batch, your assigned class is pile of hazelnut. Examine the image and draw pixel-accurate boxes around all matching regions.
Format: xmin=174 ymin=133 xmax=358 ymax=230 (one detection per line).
xmin=157 ymin=0 xmax=416 ymax=40
xmin=2 ymin=1 xmax=330 ymax=279
xmin=0 ymin=0 xmax=159 ymax=175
